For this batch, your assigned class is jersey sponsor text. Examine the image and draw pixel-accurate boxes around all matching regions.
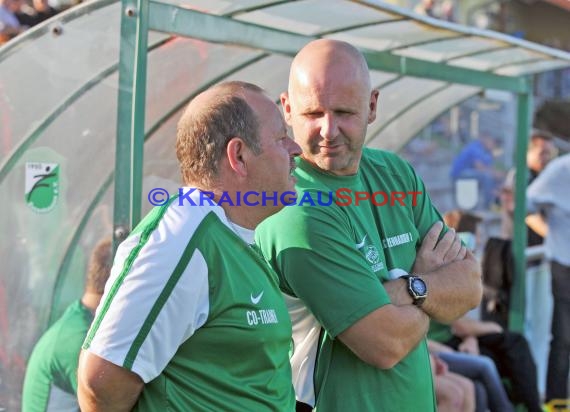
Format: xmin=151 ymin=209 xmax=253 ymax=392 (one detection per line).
xmin=246 ymin=309 xmax=279 ymax=326
xmin=382 ymin=232 xmax=413 ymax=248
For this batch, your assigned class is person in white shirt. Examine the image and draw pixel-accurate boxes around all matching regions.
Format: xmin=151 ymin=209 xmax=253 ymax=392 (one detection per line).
xmin=527 ymin=152 xmax=570 ymax=404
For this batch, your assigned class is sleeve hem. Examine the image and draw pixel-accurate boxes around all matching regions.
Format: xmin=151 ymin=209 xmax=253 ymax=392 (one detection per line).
xmin=84 ymin=347 xmax=152 ymax=383
xmin=327 ymin=299 xmax=390 ymax=338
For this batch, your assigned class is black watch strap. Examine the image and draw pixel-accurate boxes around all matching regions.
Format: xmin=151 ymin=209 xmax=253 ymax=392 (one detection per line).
xmin=400 ymin=274 xmax=427 ymax=307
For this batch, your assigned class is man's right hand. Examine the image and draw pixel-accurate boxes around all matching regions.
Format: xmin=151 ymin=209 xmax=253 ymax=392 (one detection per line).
xmin=384 ymin=222 xmax=465 ymax=306
xmin=411 ymin=221 xmax=466 ymax=275
xmin=408 ymin=220 xmax=482 ymax=323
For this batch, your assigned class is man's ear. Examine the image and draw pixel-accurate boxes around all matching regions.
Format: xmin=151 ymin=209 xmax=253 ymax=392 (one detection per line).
xmin=226 ymin=137 xmax=248 ymax=178
xmin=280 ymin=92 xmax=292 ymax=125
xmin=368 ymin=89 xmax=380 ymax=124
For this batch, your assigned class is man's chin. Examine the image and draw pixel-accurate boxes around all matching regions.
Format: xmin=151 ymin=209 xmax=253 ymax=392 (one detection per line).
xmin=316 ymin=157 xmax=342 ymax=172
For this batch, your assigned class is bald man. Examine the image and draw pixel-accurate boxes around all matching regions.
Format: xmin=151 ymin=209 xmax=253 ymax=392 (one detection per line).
xmin=77 ymin=81 xmax=301 ymax=411
xmin=256 ymin=40 xmax=482 ymax=411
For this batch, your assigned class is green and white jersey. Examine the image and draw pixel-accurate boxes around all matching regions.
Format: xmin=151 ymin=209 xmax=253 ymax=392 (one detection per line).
xmin=22 ymin=300 xmax=93 ymax=412
xmin=256 ymin=148 xmax=442 ymax=411
xmin=83 ymin=189 xmax=295 ymax=412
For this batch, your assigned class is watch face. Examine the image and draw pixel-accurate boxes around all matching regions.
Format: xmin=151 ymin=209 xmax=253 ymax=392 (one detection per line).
xmin=411 ymin=278 xmax=427 ymax=295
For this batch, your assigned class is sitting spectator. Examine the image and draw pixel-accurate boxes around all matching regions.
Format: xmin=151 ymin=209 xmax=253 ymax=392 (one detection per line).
xmin=442 ymin=209 xmax=481 ymax=252
xmin=21 ymin=238 xmax=112 ymax=412
xmin=429 ymin=308 xmax=541 ymax=412
xmin=16 ymin=0 xmax=58 ymax=27
xmin=430 ymin=209 xmax=542 ymax=412
xmin=0 ymin=0 xmax=24 ymax=44
xmin=451 ymin=134 xmax=502 ymax=209
xmin=500 ymin=130 xmax=556 ymax=247
xmin=414 ymin=0 xmax=437 ymax=17
xmin=429 ymin=339 xmax=514 ymax=412
xmin=440 ymin=0 xmax=456 ymax=22
xmin=431 ymin=352 xmax=475 ymax=412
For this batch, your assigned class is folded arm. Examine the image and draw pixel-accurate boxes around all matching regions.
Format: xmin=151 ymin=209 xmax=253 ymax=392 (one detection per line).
xmin=420 ymin=251 xmax=482 ymax=323
xmin=385 ymin=222 xmax=482 ymax=323
xmin=339 ymin=302 xmax=430 ymax=369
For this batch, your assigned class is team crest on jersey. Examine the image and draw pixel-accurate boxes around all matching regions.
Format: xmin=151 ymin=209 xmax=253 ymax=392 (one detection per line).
xmin=25 ymin=162 xmax=59 ymax=213
xmin=356 ymin=234 xmax=384 ymax=272
xmin=365 ymin=245 xmax=384 ymax=272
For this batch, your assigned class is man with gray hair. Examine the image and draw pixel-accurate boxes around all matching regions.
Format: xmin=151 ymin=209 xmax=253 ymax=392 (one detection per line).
xmin=78 ymin=81 xmax=301 ymax=411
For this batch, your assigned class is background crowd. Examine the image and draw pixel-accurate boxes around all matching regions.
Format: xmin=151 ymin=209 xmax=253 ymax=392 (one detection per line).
xmin=0 ymin=0 xmax=76 ymax=45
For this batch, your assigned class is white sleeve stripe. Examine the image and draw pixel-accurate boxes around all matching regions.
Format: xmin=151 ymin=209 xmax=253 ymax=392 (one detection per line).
xmin=129 ymin=249 xmax=209 ymax=381
xmin=123 ymin=235 xmax=202 ymax=369
xmin=84 ymin=202 xmax=173 ymax=348
xmin=84 ymin=233 xmax=148 ymax=348
xmin=85 ymin=203 xmax=213 ymax=382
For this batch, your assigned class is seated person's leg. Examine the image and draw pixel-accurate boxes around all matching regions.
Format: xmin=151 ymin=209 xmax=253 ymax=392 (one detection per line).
xmin=438 ymin=351 xmax=513 ymax=412
xmin=478 ymin=332 xmax=541 ymax=412
xmin=436 ymin=372 xmax=475 ymax=412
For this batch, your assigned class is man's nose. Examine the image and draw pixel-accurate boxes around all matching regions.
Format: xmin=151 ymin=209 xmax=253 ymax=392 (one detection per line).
xmin=320 ymin=113 xmax=338 ymax=141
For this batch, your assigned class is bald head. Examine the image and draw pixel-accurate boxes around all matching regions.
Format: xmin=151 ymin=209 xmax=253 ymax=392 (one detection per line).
xmin=176 ymin=81 xmax=265 ymax=187
xmin=289 ymin=39 xmax=371 ymax=94
xmin=282 ymin=39 xmax=379 ymax=176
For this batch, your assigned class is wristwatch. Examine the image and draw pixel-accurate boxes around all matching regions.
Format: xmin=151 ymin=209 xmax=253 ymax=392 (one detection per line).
xmin=400 ymin=274 xmax=427 ymax=306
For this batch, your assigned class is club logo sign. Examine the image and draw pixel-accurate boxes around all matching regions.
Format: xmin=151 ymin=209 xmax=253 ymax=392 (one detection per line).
xmin=25 ymin=162 xmax=59 ymax=213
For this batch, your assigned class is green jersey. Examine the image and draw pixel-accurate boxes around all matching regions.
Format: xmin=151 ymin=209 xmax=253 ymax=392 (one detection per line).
xmin=256 ymin=148 xmax=441 ymax=411
xmin=83 ymin=191 xmax=295 ymax=411
xmin=22 ymin=300 xmax=93 ymax=412
xmin=428 ymin=320 xmax=455 ymax=344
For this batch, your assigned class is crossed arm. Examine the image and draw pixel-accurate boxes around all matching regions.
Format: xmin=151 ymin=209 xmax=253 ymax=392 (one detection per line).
xmin=339 ymin=222 xmax=482 ymax=369
xmin=386 ymin=221 xmax=482 ymax=322
xmin=338 ymin=299 xmax=430 ymax=369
